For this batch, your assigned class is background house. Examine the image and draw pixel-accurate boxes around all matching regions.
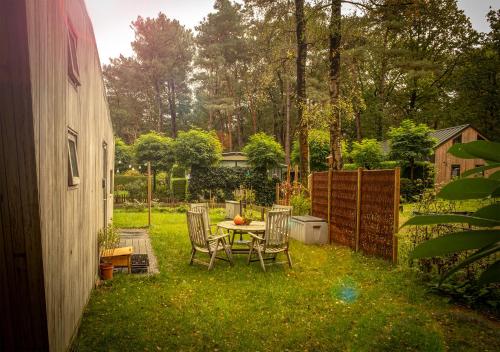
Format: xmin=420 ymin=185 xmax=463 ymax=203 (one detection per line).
xmin=382 ymin=124 xmax=496 ymax=185
xmin=220 ymin=152 xmax=249 ymax=168
xmin=0 ymin=1 xmax=114 ymax=351
xmin=430 ymin=124 xmax=493 ymax=184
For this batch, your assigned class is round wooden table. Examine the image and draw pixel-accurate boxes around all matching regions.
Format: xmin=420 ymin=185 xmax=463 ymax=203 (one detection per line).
xmin=216 ymin=220 xmax=266 ymax=254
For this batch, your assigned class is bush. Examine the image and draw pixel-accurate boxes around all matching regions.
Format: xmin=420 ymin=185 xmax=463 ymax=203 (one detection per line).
xmin=174 ymin=129 xmax=222 ymax=169
xmin=343 ymin=163 xmax=357 ymax=170
xmin=350 ymin=138 xmax=385 ymax=169
xmin=188 ymin=166 xmax=279 ymax=206
xmin=114 ymin=175 xmax=147 ymax=188
xmin=290 ymin=194 xmax=311 ymax=215
xmin=379 ymin=160 xmax=399 ymax=169
xmin=124 ymin=179 xmax=147 ymax=200
xmin=243 ymin=133 xmax=284 ymax=172
xmin=292 ymin=129 xmax=330 ymax=172
xmin=171 ymin=165 xmax=186 ymax=178
xmin=171 ymin=178 xmax=187 ymax=201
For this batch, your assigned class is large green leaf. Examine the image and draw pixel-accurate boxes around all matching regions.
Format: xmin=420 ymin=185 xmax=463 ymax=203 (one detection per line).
xmin=410 ymin=230 xmax=500 ymax=259
xmin=440 ymin=242 xmax=500 ymax=284
xmin=461 ymin=163 xmax=500 ymax=178
xmin=447 ymin=143 xmax=477 ymax=159
xmin=402 ymin=214 xmax=500 ymax=228
xmin=473 ymin=203 xmax=500 ymax=221
xmin=478 ymin=260 xmax=500 ymax=285
xmin=448 ymin=141 xmax=500 ymax=162
xmin=489 ymin=170 xmax=500 ymax=180
xmin=437 ymin=178 xmax=500 ymax=200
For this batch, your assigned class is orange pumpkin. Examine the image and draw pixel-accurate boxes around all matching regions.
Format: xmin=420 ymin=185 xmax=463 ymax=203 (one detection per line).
xmin=233 ymin=215 xmax=244 ymax=225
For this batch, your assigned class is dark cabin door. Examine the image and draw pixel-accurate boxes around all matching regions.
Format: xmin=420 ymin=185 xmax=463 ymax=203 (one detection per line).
xmin=102 ymin=142 xmax=108 ymax=229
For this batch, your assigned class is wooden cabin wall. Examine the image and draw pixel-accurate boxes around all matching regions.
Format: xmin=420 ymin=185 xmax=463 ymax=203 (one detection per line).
xmin=434 ymin=127 xmax=496 ymax=185
xmin=0 ymin=1 xmax=50 ymax=350
xmin=26 ymin=0 xmax=115 ymax=350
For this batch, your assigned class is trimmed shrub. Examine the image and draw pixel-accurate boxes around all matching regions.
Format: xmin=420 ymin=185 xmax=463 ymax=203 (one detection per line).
xmin=379 ymin=160 xmax=399 ymax=169
xmin=188 ymin=166 xmax=278 ymax=206
xmin=115 ymin=175 xmax=147 ymax=188
xmin=343 ymin=163 xmax=357 ymax=170
xmin=171 ymin=178 xmax=187 ymax=201
xmin=171 ymin=165 xmax=186 ymax=178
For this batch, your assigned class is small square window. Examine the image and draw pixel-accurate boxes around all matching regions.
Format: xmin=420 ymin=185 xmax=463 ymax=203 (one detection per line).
xmin=68 ymin=131 xmax=80 ymax=187
xmin=451 ymin=164 xmax=461 ymax=178
xmin=452 ymin=135 xmax=462 ymax=145
xmin=67 ymin=20 xmax=80 ymax=86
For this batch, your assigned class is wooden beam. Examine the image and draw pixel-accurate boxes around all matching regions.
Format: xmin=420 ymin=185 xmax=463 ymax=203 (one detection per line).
xmin=355 ymin=167 xmax=362 ymax=252
xmin=392 ymin=167 xmax=401 ymax=264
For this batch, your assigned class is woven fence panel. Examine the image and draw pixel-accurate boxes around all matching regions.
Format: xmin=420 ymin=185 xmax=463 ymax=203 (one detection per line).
xmin=359 ymin=170 xmax=396 ymax=260
xmin=311 ymin=172 xmax=328 ymax=220
xmin=330 ymin=171 xmax=358 ymax=247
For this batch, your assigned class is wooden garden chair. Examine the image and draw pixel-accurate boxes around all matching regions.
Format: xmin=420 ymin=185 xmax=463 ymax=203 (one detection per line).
xmin=247 ymin=210 xmax=292 ymax=271
xmin=190 ymin=203 xmax=217 ymax=235
xmin=187 ymin=210 xmax=233 ymax=270
xmin=271 ymin=204 xmax=293 ymax=215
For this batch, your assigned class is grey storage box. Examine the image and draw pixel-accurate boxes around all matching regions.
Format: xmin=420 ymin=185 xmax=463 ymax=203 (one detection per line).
xmin=290 ymin=216 xmax=328 ymax=244
xmin=225 ymin=200 xmax=242 ymax=219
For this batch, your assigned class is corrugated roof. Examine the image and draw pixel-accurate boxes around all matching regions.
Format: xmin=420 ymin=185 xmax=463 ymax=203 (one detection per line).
xmin=430 ymin=124 xmax=470 ymax=146
xmin=380 ymin=124 xmax=472 ymax=154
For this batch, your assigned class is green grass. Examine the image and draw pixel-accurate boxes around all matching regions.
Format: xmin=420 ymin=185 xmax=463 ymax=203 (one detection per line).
xmin=73 ymin=209 xmax=500 ymax=351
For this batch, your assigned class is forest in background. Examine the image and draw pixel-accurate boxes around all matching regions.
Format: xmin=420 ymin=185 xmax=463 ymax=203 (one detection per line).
xmin=104 ymin=0 xmax=500 ymax=170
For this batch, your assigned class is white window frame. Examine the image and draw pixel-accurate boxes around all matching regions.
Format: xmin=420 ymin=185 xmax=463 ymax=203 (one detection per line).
xmin=68 ymin=130 xmax=80 ymax=187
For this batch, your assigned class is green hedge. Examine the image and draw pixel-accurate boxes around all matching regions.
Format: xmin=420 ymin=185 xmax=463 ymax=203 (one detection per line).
xmin=171 ymin=165 xmax=186 ymax=178
xmin=188 ymin=167 xmax=279 ymax=206
xmin=115 ymin=175 xmax=147 ymax=187
xmin=171 ymin=178 xmax=187 ymax=201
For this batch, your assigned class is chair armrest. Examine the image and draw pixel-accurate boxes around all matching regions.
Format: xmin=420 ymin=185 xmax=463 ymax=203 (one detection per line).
xmin=207 ymin=233 xmax=230 ymax=241
xmin=248 ymin=232 xmax=264 ymax=241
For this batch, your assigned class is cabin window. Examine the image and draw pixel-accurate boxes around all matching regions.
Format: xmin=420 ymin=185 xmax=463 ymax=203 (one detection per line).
xmin=477 ymin=134 xmax=485 ymax=141
xmin=67 ymin=20 xmax=80 ymax=86
xmin=451 ymin=164 xmax=461 ymax=178
xmin=68 ymin=131 xmax=80 ymax=186
xmin=452 ymin=134 xmax=462 ymax=145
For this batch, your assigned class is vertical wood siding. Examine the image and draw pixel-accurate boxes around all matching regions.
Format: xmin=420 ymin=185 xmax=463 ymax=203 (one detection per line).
xmin=0 ymin=0 xmax=49 ymax=350
xmin=25 ymin=0 xmax=115 ymax=350
xmin=434 ymin=127 xmax=498 ymax=185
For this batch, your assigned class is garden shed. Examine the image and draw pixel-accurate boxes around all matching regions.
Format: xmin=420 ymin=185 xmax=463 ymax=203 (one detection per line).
xmin=0 ymin=0 xmax=114 ymax=351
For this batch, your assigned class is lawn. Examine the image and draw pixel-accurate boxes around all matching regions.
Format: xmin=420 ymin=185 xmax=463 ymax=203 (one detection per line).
xmin=73 ymin=208 xmax=500 ymax=351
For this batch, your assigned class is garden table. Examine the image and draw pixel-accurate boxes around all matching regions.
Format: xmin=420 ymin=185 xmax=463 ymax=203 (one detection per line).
xmin=216 ymin=220 xmax=266 ymax=254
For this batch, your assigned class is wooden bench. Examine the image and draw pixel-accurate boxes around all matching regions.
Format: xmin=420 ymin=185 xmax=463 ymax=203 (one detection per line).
xmin=101 ymin=246 xmax=133 ymax=273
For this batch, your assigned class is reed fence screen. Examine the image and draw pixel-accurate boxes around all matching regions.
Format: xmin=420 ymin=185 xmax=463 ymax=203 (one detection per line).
xmin=311 ymin=168 xmax=400 ymax=262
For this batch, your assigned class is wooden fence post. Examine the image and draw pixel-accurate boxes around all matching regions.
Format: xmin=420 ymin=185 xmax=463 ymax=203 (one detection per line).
xmin=147 ymin=162 xmax=152 ymax=227
xmin=355 ymin=167 xmax=362 ymax=252
xmin=392 ymin=167 xmax=401 ymax=263
xmin=327 ymin=167 xmax=333 ymax=244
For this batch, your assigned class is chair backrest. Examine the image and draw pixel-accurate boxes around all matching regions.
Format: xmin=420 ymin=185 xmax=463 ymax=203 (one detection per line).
xmin=264 ymin=210 xmax=291 ymax=250
xmin=187 ymin=210 xmax=208 ymax=249
xmin=190 ymin=203 xmax=211 ymax=233
xmin=271 ymin=204 xmax=293 ymax=215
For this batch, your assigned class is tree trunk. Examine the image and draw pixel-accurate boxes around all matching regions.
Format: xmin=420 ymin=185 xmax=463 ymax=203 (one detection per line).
xmin=226 ymin=112 xmax=233 ymax=152
xmin=167 ymin=80 xmax=178 ymax=138
xmin=295 ymin=0 xmax=309 ymax=185
xmin=154 ymin=81 xmax=163 ymax=133
xmin=285 ymin=75 xmax=291 ymax=165
xmin=328 ymin=0 xmax=343 ymax=170
xmin=355 ymin=109 xmax=362 ymax=141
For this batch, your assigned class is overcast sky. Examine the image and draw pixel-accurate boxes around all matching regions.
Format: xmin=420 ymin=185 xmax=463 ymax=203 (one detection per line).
xmin=85 ymin=0 xmax=500 ymax=64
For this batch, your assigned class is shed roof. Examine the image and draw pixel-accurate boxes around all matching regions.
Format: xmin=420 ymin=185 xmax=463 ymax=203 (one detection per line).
xmin=222 ymin=152 xmax=248 ymax=162
xmin=431 ymin=124 xmax=470 ymax=146
xmin=380 ymin=124 xmax=482 ymax=155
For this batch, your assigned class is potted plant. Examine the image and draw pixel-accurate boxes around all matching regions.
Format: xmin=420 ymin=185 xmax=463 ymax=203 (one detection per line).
xmin=97 ymin=223 xmax=120 ymax=280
